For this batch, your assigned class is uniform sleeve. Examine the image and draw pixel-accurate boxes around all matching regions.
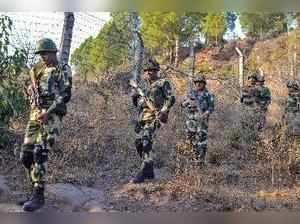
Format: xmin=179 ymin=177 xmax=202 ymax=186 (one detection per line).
xmin=181 ymin=96 xmax=190 ymax=108
xmin=130 ymin=88 xmax=141 ymax=107
xmin=46 ymin=68 xmax=69 ymax=115
xmin=264 ymin=88 xmax=271 ymax=105
xmin=161 ymin=80 xmax=176 ymax=112
xmin=240 ymin=88 xmax=246 ymax=103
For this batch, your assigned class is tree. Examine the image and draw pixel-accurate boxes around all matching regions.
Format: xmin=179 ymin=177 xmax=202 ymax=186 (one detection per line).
xmin=141 ymin=12 xmax=180 ymax=63
xmin=141 ymin=12 xmax=205 ymax=66
xmin=71 ymin=37 xmax=94 ymax=80
xmin=240 ymin=13 xmax=288 ymax=39
xmin=0 ymin=15 xmax=27 ymax=145
xmin=71 ymin=12 xmax=133 ymax=79
xmin=202 ymin=13 xmax=227 ymax=45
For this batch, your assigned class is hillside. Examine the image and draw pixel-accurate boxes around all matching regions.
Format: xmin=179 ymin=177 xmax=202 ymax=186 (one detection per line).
xmin=1 ymin=30 xmax=300 ymax=212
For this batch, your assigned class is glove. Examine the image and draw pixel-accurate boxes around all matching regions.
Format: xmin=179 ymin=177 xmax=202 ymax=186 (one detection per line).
xmin=158 ymin=111 xmax=169 ymax=123
xmin=131 ymin=91 xmax=140 ymax=107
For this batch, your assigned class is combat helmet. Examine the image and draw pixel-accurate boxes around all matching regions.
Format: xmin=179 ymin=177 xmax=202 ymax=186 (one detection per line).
xmin=34 ymin=38 xmax=58 ymax=54
xmin=256 ymin=74 xmax=265 ymax=82
xmin=143 ymin=57 xmax=160 ymax=71
xmin=247 ymin=72 xmax=259 ymax=81
xmin=287 ymin=80 xmax=300 ymax=90
xmin=193 ymin=73 xmax=206 ymax=84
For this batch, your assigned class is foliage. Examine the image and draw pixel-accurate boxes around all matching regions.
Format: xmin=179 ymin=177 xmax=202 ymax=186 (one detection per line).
xmin=140 ymin=12 xmax=206 ymax=63
xmin=0 ymin=15 xmax=27 ymax=146
xmin=202 ymin=13 xmax=227 ymax=45
xmin=141 ymin=12 xmax=181 ymax=54
xmin=240 ymin=13 xmax=288 ymax=38
xmin=71 ymin=12 xmax=133 ymax=80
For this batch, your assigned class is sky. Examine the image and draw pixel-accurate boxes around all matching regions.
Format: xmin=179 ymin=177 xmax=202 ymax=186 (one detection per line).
xmin=1 ymin=12 xmax=249 ymax=66
xmin=2 ymin=12 xmax=111 ymax=55
xmin=2 ymin=12 xmax=246 ymax=51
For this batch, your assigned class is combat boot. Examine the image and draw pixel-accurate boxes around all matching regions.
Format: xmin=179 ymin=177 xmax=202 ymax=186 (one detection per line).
xmin=17 ymin=182 xmax=34 ymax=206
xmin=131 ymin=162 xmax=155 ymax=184
xmin=194 ymin=148 xmax=207 ymax=168
xmin=143 ymin=161 xmax=155 ymax=179
xmin=23 ymin=187 xmax=45 ymax=212
xmin=131 ymin=169 xmax=145 ymax=184
xmin=17 ymin=197 xmax=31 ymax=206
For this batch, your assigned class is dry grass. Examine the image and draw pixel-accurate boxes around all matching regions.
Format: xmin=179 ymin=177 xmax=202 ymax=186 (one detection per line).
xmin=2 ymin=31 xmax=300 ymax=211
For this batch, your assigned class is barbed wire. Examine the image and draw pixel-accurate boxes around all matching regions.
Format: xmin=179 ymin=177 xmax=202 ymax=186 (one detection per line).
xmin=1 ymin=12 xmax=109 ymax=56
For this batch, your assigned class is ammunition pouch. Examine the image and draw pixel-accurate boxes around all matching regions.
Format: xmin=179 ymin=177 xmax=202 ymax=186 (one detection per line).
xmin=142 ymin=136 xmax=152 ymax=154
xmin=134 ymin=120 xmax=143 ymax=133
xmin=20 ymin=144 xmax=34 ymax=169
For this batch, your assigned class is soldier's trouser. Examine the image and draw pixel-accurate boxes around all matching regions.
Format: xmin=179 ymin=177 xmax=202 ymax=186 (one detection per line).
xmin=241 ymin=106 xmax=265 ymax=131
xmin=186 ymin=127 xmax=208 ymax=161
xmin=257 ymin=109 xmax=268 ymax=131
xmin=20 ymin=108 xmax=61 ymax=189
xmin=185 ymin=118 xmax=209 ymax=161
xmin=135 ymin=119 xmax=159 ymax=166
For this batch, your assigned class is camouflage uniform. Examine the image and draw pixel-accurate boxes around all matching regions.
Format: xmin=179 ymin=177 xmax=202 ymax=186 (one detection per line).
xmin=255 ymin=74 xmax=271 ymax=130
xmin=181 ymin=75 xmax=215 ymax=163
xmin=131 ymin=58 xmax=175 ymax=183
xmin=20 ymin=38 xmax=71 ymax=211
xmin=240 ymin=73 xmax=271 ymax=130
xmin=240 ymin=74 xmax=257 ymax=107
xmin=284 ymin=80 xmax=300 ymax=178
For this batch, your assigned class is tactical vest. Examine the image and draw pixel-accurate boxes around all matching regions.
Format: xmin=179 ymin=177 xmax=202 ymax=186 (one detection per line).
xmin=185 ymin=90 xmax=214 ymax=115
xmin=145 ymin=79 xmax=168 ymax=110
xmin=31 ymin=62 xmax=70 ymax=116
xmin=241 ymin=86 xmax=256 ymax=106
xmin=286 ymin=93 xmax=300 ymax=113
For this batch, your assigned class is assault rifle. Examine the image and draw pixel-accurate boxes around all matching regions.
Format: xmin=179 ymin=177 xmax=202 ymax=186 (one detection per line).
xmin=129 ymin=79 xmax=162 ymax=127
xmin=29 ymin=69 xmax=48 ymax=152
xmin=188 ymin=39 xmax=196 ymax=95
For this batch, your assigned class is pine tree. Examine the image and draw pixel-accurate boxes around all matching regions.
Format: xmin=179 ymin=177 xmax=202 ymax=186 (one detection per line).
xmin=202 ymin=13 xmax=227 ymax=45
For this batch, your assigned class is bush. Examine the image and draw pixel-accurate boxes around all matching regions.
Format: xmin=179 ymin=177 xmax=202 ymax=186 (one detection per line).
xmin=0 ymin=15 xmax=27 ymax=146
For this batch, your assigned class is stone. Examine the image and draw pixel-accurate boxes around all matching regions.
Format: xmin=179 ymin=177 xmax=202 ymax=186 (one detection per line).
xmin=46 ymin=183 xmax=105 ymax=209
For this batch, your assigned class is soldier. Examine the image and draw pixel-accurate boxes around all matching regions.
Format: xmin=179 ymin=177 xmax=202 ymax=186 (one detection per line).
xmin=240 ymin=72 xmax=270 ymax=131
xmin=181 ymin=74 xmax=215 ymax=165
xmin=19 ymin=38 xmax=72 ymax=212
xmin=284 ymin=80 xmax=300 ymax=180
xmin=130 ymin=58 xmax=175 ymax=184
xmin=285 ymin=80 xmax=300 ymax=117
xmin=240 ymin=73 xmax=257 ymax=107
xmin=255 ymin=73 xmax=271 ymax=130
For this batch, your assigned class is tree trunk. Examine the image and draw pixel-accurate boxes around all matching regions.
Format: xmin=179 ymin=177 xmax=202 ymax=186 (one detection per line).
xmin=174 ymin=37 xmax=179 ymax=67
xmin=169 ymin=47 xmax=173 ymax=65
xmin=60 ymin=12 xmax=75 ymax=65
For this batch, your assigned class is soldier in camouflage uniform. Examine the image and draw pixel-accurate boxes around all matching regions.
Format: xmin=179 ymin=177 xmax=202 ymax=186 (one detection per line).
xmin=240 ymin=74 xmax=257 ymax=107
xmin=240 ymin=72 xmax=271 ymax=131
xmin=255 ymin=73 xmax=271 ymax=130
xmin=19 ymin=38 xmax=72 ymax=212
xmin=131 ymin=58 xmax=175 ymax=183
xmin=284 ymin=80 xmax=300 ymax=180
xmin=181 ymin=74 xmax=215 ymax=165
